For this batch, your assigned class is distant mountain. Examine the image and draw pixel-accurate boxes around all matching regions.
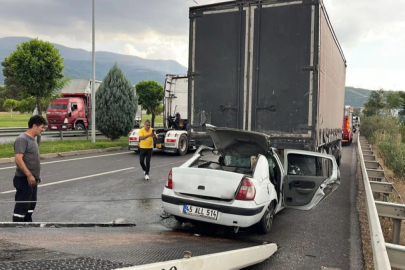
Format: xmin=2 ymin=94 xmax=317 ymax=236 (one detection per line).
xmin=0 ymin=36 xmax=187 ymax=86
xmin=344 ymin=87 xmax=372 ymax=108
xmin=0 ymin=37 xmax=378 ymax=107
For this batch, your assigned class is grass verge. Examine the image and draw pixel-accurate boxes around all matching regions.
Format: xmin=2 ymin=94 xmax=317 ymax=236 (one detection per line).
xmin=0 ymin=112 xmax=163 ymax=128
xmin=0 ymin=112 xmax=43 ymax=128
xmin=0 ymin=137 xmax=128 ymax=159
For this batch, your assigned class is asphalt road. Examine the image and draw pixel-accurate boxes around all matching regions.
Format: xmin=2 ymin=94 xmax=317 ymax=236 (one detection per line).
xmin=0 ymin=139 xmax=363 ymax=269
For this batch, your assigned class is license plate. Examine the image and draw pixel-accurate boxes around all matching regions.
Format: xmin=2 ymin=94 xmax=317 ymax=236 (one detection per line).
xmin=130 ymin=141 xmax=138 ymax=145
xmin=183 ymin=204 xmax=218 ymax=220
xmin=165 ymin=143 xmax=175 ymax=147
xmin=51 ymin=126 xmax=57 ymax=129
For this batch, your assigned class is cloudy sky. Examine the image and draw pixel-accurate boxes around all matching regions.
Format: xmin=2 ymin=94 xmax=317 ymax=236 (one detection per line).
xmin=0 ymin=0 xmax=404 ymax=91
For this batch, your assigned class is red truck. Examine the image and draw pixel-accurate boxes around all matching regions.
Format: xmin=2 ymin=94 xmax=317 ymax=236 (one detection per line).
xmin=342 ymin=105 xmax=353 ymax=146
xmin=46 ymin=79 xmax=101 ymax=131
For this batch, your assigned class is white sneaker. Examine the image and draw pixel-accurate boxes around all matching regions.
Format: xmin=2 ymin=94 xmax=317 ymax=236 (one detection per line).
xmin=145 ymin=174 xmax=150 ymax=180
xmin=143 ymin=171 xmax=146 ymax=175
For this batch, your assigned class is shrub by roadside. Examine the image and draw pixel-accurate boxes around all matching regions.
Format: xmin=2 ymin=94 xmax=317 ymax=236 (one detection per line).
xmin=362 ymin=115 xmax=405 ymax=178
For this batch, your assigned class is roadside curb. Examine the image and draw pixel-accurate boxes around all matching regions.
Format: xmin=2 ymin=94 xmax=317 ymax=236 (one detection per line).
xmin=0 ymin=147 xmax=128 ymax=165
xmin=0 ymin=157 xmax=14 ymax=164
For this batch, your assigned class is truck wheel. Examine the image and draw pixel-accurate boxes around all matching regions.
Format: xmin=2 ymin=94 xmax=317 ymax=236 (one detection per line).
xmin=177 ymin=134 xmax=188 ymax=156
xmin=75 ymin=123 xmax=85 ymax=130
xmin=256 ymin=201 xmax=276 ymax=234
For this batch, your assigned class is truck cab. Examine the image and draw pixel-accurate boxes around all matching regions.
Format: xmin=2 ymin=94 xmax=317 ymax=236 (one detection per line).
xmin=342 ymin=106 xmax=353 ymax=145
xmin=46 ymin=79 xmax=101 ymax=131
xmin=47 ymin=97 xmax=87 ymax=130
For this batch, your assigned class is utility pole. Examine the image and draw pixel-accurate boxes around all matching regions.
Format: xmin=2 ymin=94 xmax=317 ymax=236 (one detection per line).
xmin=91 ymin=0 xmax=96 ymax=143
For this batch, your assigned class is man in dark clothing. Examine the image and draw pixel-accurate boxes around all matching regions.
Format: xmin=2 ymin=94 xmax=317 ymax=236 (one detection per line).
xmin=13 ymin=115 xmax=47 ymax=222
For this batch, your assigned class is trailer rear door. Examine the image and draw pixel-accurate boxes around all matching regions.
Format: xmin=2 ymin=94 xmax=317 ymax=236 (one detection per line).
xmin=250 ymin=2 xmax=314 ymax=137
xmin=190 ymin=5 xmax=246 ymax=131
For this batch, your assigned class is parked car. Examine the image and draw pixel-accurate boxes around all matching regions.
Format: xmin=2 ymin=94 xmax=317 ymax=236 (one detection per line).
xmin=128 ymin=129 xmax=140 ymax=153
xmin=162 ymin=127 xmax=340 ymax=234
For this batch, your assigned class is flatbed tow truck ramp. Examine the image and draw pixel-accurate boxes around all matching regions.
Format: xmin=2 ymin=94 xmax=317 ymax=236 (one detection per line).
xmin=0 ymin=225 xmax=276 ymax=270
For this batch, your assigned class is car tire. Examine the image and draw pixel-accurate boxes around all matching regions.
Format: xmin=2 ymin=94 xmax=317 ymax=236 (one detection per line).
xmin=257 ymin=201 xmax=276 ymax=234
xmin=177 ymin=134 xmax=188 ymax=156
xmin=75 ymin=123 xmax=85 ymax=130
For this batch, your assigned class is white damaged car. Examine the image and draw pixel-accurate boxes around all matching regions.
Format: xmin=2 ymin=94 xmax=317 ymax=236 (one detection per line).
xmin=162 ymin=127 xmax=340 ymax=234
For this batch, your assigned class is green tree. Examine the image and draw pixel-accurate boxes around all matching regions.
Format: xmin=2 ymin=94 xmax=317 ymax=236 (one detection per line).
xmin=133 ymin=91 xmax=139 ymax=116
xmin=135 ymin=80 xmax=164 ymax=127
xmin=3 ymin=99 xmax=19 ymax=117
xmin=155 ymin=104 xmax=164 ymax=116
xmin=16 ymin=97 xmax=38 ymax=114
xmin=2 ymin=38 xmax=69 ymax=143
xmin=397 ymin=91 xmax=405 ymax=118
xmin=96 ymin=63 xmax=136 ymax=141
xmin=1 ymin=60 xmax=24 ymax=99
xmin=0 ymin=86 xmax=5 ymax=111
xmin=363 ymin=89 xmax=385 ymax=117
xmin=0 ymin=98 xmax=4 ymax=112
xmin=385 ymin=91 xmax=403 ymax=116
xmin=17 ymin=95 xmax=59 ymax=114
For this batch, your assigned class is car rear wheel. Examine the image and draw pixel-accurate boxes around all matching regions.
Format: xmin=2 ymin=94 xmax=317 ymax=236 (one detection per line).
xmin=257 ymin=201 xmax=276 ymax=234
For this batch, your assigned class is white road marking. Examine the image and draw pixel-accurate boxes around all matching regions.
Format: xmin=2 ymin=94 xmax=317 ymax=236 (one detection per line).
xmin=1 ymin=159 xmax=185 ymax=194
xmin=0 ymin=152 xmax=130 ymax=171
xmin=1 ymin=167 xmax=134 ymax=194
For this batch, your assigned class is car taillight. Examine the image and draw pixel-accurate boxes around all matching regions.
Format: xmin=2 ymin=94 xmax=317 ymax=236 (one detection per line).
xmin=166 ymin=170 xmax=173 ymax=189
xmin=129 ymin=137 xmax=138 ymax=141
xmin=166 ymin=138 xmax=176 ymax=143
xmin=235 ymin=177 xmax=256 ymax=200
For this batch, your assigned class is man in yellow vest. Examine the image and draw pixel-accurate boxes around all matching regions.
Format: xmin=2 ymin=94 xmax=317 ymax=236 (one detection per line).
xmin=138 ymin=120 xmax=156 ymax=180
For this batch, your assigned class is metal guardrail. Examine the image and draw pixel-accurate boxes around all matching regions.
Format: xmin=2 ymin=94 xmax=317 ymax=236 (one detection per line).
xmin=358 ymin=134 xmax=405 ymax=269
xmin=0 ymin=128 xmax=102 ymax=140
xmin=0 ymin=124 xmax=164 ymax=140
xmin=0 ymin=127 xmax=27 ymax=133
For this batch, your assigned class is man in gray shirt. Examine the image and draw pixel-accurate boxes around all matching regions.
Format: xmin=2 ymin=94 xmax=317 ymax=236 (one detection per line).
xmin=13 ymin=115 xmax=47 ymax=222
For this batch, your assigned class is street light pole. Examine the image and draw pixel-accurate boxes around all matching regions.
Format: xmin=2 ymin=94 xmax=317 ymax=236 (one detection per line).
xmin=91 ymin=0 xmax=96 ymax=143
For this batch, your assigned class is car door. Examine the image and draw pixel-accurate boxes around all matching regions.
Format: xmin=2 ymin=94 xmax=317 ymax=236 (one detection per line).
xmin=253 ymin=155 xmax=277 ymax=205
xmin=282 ymin=150 xmax=340 ymax=210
